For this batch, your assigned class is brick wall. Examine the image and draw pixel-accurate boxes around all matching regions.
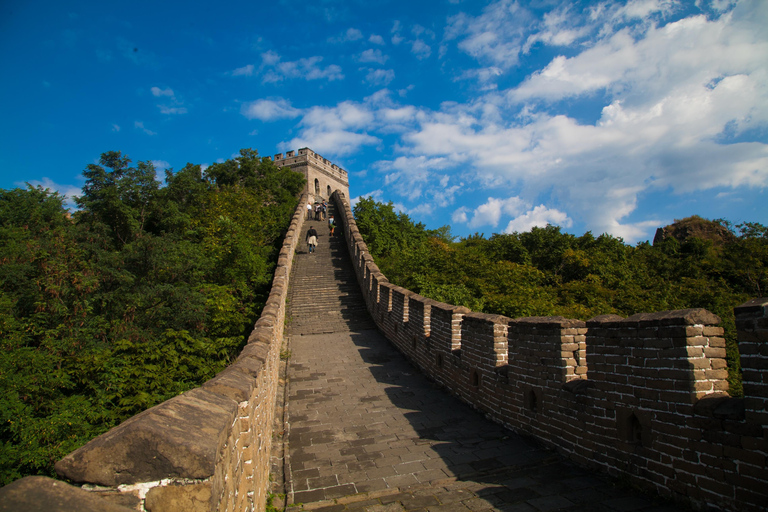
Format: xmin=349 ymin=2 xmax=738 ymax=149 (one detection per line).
xmin=332 ymin=190 xmax=768 ymax=512
xmin=0 ymin=194 xmax=312 ymax=512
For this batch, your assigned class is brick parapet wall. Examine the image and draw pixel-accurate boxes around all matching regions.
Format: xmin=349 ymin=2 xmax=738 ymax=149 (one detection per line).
xmin=0 ymin=194 xmax=311 ymax=512
xmin=331 ymin=190 xmax=768 ymax=512
xmin=735 ymin=298 xmax=768 ymax=424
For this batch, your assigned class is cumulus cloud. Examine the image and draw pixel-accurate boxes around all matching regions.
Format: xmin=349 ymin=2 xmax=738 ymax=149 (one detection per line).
xmin=376 ymin=0 xmax=768 ymax=242
xmin=468 ymin=196 xmax=527 ymax=228
xmin=241 ymin=98 xmax=302 ymax=121
xmin=444 ymin=0 xmax=531 ymax=69
xmin=411 ymin=40 xmax=432 ymax=59
xmin=201 ymin=1 xmax=766 ymax=243
xmin=285 ymin=101 xmax=380 ymax=155
xmin=359 ymin=48 xmax=388 ymax=64
xmin=232 ymin=64 xmax=255 ymax=76
xmin=260 ymin=51 xmax=343 ymax=83
xmin=364 ymin=68 xmax=395 ymax=86
xmin=369 ymin=34 xmax=385 ymax=45
xmin=444 ymin=0 xmax=686 ymax=86
xmin=330 ymin=28 xmax=363 ymax=43
xmin=504 ymin=205 xmax=572 ymax=233
xmin=151 ymin=87 xmax=174 ymax=97
xmin=452 ymin=207 xmax=469 ymax=224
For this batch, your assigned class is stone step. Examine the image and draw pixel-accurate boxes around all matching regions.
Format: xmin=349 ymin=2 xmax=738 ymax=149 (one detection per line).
xmin=286 ymin=209 xmax=374 ymax=336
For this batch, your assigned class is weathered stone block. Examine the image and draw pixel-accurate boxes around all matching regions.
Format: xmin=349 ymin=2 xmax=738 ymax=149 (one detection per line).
xmin=0 ymin=476 xmax=135 ymax=512
xmin=145 ymin=482 xmax=213 ymax=512
xmin=55 ymin=388 xmax=237 ymax=486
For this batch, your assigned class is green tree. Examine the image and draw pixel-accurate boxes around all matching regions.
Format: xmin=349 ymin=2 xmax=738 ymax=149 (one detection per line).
xmin=0 ymin=148 xmax=303 ymax=484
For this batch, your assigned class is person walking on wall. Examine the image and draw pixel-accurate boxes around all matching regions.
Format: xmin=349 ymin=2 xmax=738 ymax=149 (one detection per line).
xmin=306 ymin=225 xmax=318 ymax=254
xmin=306 ymin=201 xmax=312 ymax=220
xmin=315 ymin=203 xmax=322 ymax=221
xmin=322 ymin=201 xmax=328 ymax=220
xmin=328 ymin=215 xmax=335 ymax=237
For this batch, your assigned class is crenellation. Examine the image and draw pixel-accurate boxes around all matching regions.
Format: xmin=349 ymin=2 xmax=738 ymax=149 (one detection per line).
xmin=274 ymin=148 xmax=349 ymax=202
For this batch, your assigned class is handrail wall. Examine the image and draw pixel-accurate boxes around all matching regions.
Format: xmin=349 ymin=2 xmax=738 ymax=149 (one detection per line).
xmin=0 ymin=193 xmax=311 ymax=512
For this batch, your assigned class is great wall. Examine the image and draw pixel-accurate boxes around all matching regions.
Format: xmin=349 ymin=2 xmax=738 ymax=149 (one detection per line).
xmin=0 ymin=149 xmax=765 ymax=512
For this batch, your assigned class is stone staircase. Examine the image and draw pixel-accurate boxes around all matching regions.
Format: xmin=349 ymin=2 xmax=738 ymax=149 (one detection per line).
xmin=286 ymin=204 xmax=375 ymax=335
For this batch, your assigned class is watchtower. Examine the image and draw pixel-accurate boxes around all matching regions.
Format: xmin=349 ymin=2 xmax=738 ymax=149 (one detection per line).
xmin=272 ymin=148 xmax=349 ymax=202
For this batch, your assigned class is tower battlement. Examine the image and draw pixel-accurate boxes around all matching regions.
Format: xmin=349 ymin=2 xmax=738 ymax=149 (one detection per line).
xmin=272 ymin=147 xmax=349 ymax=201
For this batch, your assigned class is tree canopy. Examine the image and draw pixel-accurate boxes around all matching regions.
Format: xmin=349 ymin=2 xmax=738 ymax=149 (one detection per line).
xmin=0 ymin=149 xmax=303 ymax=485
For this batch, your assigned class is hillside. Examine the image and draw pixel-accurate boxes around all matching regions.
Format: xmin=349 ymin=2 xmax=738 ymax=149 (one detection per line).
xmin=653 ymin=215 xmax=736 ymax=246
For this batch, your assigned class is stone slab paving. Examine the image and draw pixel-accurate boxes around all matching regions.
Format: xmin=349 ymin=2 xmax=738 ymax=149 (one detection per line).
xmin=282 ymin=209 xmax=685 ymax=512
xmin=283 ymin=329 xmax=685 ymax=512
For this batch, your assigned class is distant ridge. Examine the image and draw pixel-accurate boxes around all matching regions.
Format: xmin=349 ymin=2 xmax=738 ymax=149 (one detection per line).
xmin=653 ymin=215 xmax=736 ymax=246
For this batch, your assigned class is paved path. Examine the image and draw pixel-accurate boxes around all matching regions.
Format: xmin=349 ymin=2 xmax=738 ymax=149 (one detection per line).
xmin=281 ymin=206 xmax=682 ymax=512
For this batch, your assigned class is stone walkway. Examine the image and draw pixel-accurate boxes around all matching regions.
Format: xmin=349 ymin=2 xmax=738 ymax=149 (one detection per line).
xmin=281 ymin=206 xmax=683 ymax=512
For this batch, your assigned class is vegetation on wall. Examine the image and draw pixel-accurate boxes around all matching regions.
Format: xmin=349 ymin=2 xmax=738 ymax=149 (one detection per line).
xmin=0 ymin=149 xmax=304 ymax=485
xmin=354 ymin=197 xmax=768 ymax=399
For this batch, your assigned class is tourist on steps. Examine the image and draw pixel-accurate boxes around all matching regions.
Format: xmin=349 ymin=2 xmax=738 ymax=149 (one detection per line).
xmin=328 ymin=215 xmax=335 ymax=236
xmin=306 ymin=225 xmax=318 ymax=253
xmin=306 ymin=201 xmax=312 ymax=220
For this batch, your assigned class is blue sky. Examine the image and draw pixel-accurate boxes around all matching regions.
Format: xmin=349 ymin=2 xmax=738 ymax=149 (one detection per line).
xmin=1 ymin=0 xmax=766 ymax=243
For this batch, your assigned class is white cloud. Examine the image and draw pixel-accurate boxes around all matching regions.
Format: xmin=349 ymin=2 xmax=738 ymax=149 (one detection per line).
xmin=341 ymin=28 xmax=363 ymax=42
xmin=369 ymin=34 xmax=385 ymax=45
xmin=431 ymin=180 xmax=463 ymax=208
xmin=111 ymin=124 xmax=120 ymax=132
xmin=468 ymin=196 xmax=527 ymax=228
xmin=151 ymin=86 xmax=174 ymax=97
xmin=347 ymin=28 xmax=363 ymax=40
xmin=523 ymin=5 xmax=590 ymax=53
xmin=457 ymin=66 xmax=503 ymax=87
xmin=134 ymin=121 xmax=156 ymax=135
xmin=286 ymin=101 xmax=380 ymax=156
xmin=391 ymin=20 xmax=404 ymax=45
xmin=411 ymin=39 xmax=431 ymax=59
xmin=151 ymin=160 xmax=171 ymax=171
xmin=328 ymin=28 xmax=364 ymax=43
xmin=261 ymin=52 xmax=343 ymax=82
xmin=376 ymin=0 xmax=768 ymax=242
xmin=504 ymin=205 xmax=572 ymax=233
xmin=151 ymin=86 xmax=186 ymax=114
xmin=261 ymin=50 xmax=280 ymax=66
xmin=364 ymin=69 xmax=395 ymax=86
xmin=159 ymin=105 xmax=187 ymax=115
xmin=359 ymin=48 xmax=388 ymax=64
xmin=452 ymin=207 xmax=469 ymax=223
xmin=445 ymin=0 xmax=530 ymax=69
xmin=232 ymin=64 xmax=254 ymax=76
xmin=373 ymin=155 xmax=450 ymax=201
xmin=241 ymin=98 xmax=301 ymax=121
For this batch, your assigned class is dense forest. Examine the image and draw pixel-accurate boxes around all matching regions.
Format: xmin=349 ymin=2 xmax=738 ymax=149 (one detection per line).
xmin=353 ymin=197 xmax=768 ymax=400
xmin=0 ymin=149 xmax=304 ymax=485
